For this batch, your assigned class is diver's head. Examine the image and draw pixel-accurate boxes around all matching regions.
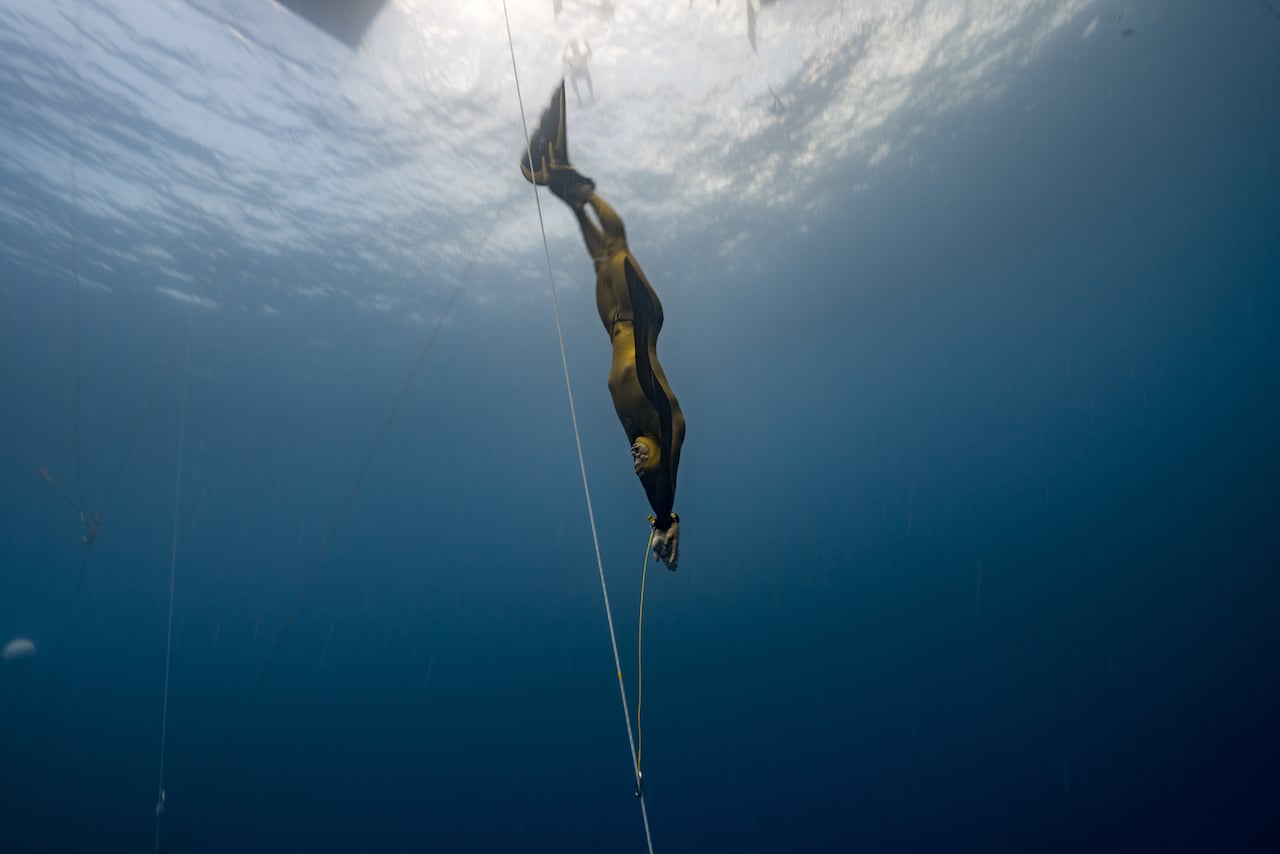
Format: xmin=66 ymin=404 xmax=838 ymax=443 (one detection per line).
xmin=630 ymin=436 xmax=660 ymax=475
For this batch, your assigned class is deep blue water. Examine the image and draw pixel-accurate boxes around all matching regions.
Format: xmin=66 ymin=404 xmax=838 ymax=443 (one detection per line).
xmin=2 ymin=1 xmax=1279 ymax=852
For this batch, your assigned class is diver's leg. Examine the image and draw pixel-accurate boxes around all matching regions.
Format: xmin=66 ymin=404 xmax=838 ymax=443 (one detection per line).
xmin=585 ymin=194 xmax=625 ymax=241
xmin=573 ymin=203 xmax=607 ymax=264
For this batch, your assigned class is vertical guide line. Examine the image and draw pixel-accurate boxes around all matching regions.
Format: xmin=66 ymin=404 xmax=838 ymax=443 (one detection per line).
xmin=243 ymin=285 xmax=462 ymax=707
xmin=500 ymin=4 xmax=655 ymax=853
xmin=154 ymin=313 xmax=191 ymax=852
xmin=70 ymin=0 xmax=86 ymax=515
xmin=637 ymin=529 xmax=654 ymax=772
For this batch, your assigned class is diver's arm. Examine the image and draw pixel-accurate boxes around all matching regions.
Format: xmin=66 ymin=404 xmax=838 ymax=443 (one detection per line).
xmin=640 ymin=465 xmax=675 ymax=528
xmin=643 ymin=471 xmax=679 ymax=570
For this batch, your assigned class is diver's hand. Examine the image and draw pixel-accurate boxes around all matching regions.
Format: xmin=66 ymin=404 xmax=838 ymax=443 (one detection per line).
xmin=652 ymin=520 xmax=679 ymax=571
xmin=630 ymin=440 xmax=650 ymax=475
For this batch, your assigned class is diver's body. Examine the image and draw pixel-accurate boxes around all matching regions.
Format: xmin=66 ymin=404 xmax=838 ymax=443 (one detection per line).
xmin=580 ymin=194 xmax=686 ymax=549
xmin=521 ymin=83 xmax=685 ymax=569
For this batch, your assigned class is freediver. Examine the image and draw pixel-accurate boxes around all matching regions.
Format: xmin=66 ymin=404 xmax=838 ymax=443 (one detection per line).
xmin=520 ymin=82 xmax=686 ymax=570
xmin=562 ymin=39 xmax=595 ymax=106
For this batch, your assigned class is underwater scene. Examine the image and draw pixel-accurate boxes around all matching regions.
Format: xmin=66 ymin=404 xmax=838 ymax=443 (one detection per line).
xmin=1 ymin=0 xmax=1277 ymax=851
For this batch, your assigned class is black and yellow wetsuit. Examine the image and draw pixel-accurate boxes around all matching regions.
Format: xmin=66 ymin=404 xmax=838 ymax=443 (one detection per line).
xmin=578 ymin=195 xmax=685 ymax=529
xmin=521 ymin=82 xmax=686 ymax=538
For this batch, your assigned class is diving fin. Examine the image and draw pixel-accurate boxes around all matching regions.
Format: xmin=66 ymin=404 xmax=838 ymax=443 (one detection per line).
xmin=519 ymin=81 xmax=594 ymax=205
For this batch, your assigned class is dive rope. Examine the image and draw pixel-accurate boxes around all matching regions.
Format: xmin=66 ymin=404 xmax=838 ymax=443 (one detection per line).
xmin=154 ymin=311 xmax=191 ymax=852
xmin=501 ymin=3 xmax=655 ymax=852
xmin=637 ymin=527 xmax=654 ymax=776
